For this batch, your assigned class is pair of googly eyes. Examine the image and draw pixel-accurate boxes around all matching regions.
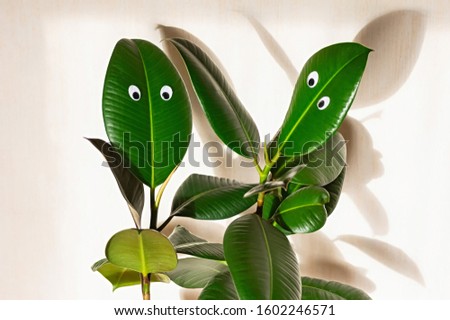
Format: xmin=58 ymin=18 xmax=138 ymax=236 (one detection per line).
xmin=128 ymin=85 xmax=173 ymax=102
xmin=306 ymin=71 xmax=330 ymax=110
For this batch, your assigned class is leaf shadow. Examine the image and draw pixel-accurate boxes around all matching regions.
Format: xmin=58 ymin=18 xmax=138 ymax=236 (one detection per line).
xmin=352 ymin=10 xmax=427 ymax=108
xmin=337 ymin=235 xmax=425 ymax=285
xmin=157 ymin=25 xmax=259 ymax=184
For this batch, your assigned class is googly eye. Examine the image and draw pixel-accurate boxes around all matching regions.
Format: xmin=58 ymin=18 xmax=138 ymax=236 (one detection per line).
xmin=307 ymin=71 xmax=319 ymax=88
xmin=128 ymin=85 xmax=141 ymax=101
xmin=317 ymin=96 xmax=330 ymax=110
xmin=160 ymin=85 xmax=173 ymax=101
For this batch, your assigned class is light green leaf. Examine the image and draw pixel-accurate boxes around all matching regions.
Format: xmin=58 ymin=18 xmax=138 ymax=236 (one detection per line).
xmin=92 ymin=258 xmax=169 ymax=291
xmin=224 ymin=214 xmax=301 ymax=299
xmin=103 ymin=39 xmax=192 ymax=188
xmin=166 ymin=258 xmax=227 ymax=288
xmin=86 ymin=138 xmax=144 ymax=228
xmin=277 ymin=43 xmax=371 ymax=157
xmin=302 ymin=277 xmax=371 ymax=300
xmin=168 ymin=225 xmax=224 ymax=260
xmin=167 ymin=38 xmax=260 ymax=159
xmin=105 ymin=229 xmax=177 ymax=275
xmin=199 ymin=270 xmax=239 ymax=300
xmin=274 ymin=186 xmax=330 ymax=233
xmin=171 ymin=174 xmax=257 ymax=220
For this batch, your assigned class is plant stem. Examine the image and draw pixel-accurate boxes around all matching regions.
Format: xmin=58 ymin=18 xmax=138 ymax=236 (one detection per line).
xmin=255 ymin=149 xmax=280 ymax=213
xmin=157 ymin=215 xmax=173 ymax=232
xmin=140 ymin=273 xmax=151 ymax=300
xmin=150 ymin=188 xmax=158 ymax=229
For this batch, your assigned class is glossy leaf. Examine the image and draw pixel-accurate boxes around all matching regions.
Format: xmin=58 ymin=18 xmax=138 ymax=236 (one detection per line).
xmin=244 ymin=180 xmax=285 ymax=198
xmin=224 ymin=214 xmax=301 ymax=299
xmin=103 ymin=39 xmax=192 ymax=188
xmin=290 ymin=132 xmax=346 ymax=186
xmin=274 ymin=186 xmax=330 ymax=234
xmin=168 ymin=225 xmax=224 ymax=260
xmin=277 ymin=43 xmax=371 ymax=157
xmin=199 ymin=270 xmax=239 ymax=300
xmin=262 ymin=194 xmax=281 ymax=220
xmin=166 ymin=258 xmax=227 ymax=288
xmin=301 ymin=277 xmax=371 ymax=300
xmin=171 ymin=174 xmax=257 ymax=220
xmin=92 ymin=259 xmax=169 ymax=291
xmin=105 ymin=229 xmax=177 ymax=275
xmin=168 ymin=38 xmax=260 ymax=159
xmin=86 ymin=138 xmax=144 ymax=228
xmin=323 ymin=166 xmax=346 ymax=215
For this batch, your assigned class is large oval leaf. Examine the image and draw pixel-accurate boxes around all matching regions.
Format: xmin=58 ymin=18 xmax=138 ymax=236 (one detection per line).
xmin=91 ymin=258 xmax=169 ymax=291
xmin=103 ymin=39 xmax=192 ymax=188
xmin=274 ymin=186 xmax=330 ymax=234
xmin=277 ymin=43 xmax=371 ymax=157
xmin=323 ymin=166 xmax=346 ymax=215
xmin=167 ymin=38 xmax=260 ymax=159
xmin=105 ymin=229 xmax=177 ymax=275
xmin=224 ymin=214 xmax=301 ymax=299
xmin=171 ymin=174 xmax=257 ymax=220
xmin=199 ymin=270 xmax=239 ymax=300
xmin=166 ymin=258 xmax=227 ymax=288
xmin=301 ymin=277 xmax=371 ymax=300
xmin=86 ymin=138 xmax=144 ymax=228
xmin=168 ymin=225 xmax=224 ymax=260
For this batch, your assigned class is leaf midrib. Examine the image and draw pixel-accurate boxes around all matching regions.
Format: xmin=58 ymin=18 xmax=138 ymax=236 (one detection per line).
xmin=174 ymin=39 xmax=258 ymax=159
xmin=278 ymin=52 xmax=366 ymax=153
xmin=256 ymin=217 xmax=273 ymax=299
xmin=135 ymin=43 xmax=155 ymax=188
xmin=280 ymin=203 xmax=323 ymax=214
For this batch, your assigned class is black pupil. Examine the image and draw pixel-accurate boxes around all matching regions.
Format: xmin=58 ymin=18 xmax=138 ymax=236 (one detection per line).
xmin=162 ymin=92 xmax=170 ymax=100
xmin=132 ymin=92 xmax=140 ymax=99
xmin=318 ymin=100 xmax=324 ymax=108
xmin=308 ymin=78 xmax=315 ymax=86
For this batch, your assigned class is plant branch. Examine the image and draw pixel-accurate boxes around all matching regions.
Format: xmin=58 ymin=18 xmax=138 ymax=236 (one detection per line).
xmin=157 ymin=214 xmax=174 ymax=232
xmin=155 ymin=165 xmax=178 ymax=209
xmin=140 ymin=273 xmax=151 ymax=300
xmin=150 ymin=188 xmax=158 ymax=229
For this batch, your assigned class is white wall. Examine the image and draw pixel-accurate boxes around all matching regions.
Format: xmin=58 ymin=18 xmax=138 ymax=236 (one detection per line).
xmin=0 ymin=0 xmax=449 ymax=299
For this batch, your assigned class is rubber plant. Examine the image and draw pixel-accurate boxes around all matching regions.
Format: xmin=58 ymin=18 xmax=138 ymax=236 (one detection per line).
xmin=89 ymin=33 xmax=372 ymax=300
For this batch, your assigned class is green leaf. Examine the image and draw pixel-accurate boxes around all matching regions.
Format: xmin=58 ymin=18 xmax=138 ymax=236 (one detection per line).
xmin=171 ymin=174 xmax=257 ymax=220
xmin=103 ymin=39 xmax=192 ymax=188
xmin=199 ymin=270 xmax=239 ymax=300
xmin=167 ymin=38 xmax=260 ymax=159
xmin=86 ymin=138 xmax=144 ymax=228
xmin=166 ymin=258 xmax=227 ymax=288
xmin=274 ymin=186 xmax=330 ymax=234
xmin=277 ymin=43 xmax=371 ymax=157
xmin=301 ymin=277 xmax=371 ymax=300
xmin=262 ymin=194 xmax=281 ymax=220
xmin=105 ymin=229 xmax=177 ymax=275
xmin=168 ymin=225 xmax=224 ymax=260
xmin=323 ymin=166 xmax=346 ymax=215
xmin=92 ymin=259 xmax=169 ymax=291
xmin=290 ymin=132 xmax=346 ymax=186
xmin=224 ymin=214 xmax=301 ymax=299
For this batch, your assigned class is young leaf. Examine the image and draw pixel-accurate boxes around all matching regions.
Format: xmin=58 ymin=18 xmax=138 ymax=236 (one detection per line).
xmin=301 ymin=277 xmax=371 ymax=300
xmin=92 ymin=259 xmax=169 ymax=291
xmin=167 ymin=38 xmax=260 ymax=160
xmin=168 ymin=225 xmax=225 ymax=260
xmin=86 ymin=138 xmax=144 ymax=228
xmin=274 ymin=186 xmax=330 ymax=234
xmin=166 ymin=258 xmax=227 ymax=289
xmin=277 ymin=43 xmax=371 ymax=157
xmin=171 ymin=174 xmax=257 ymax=220
xmin=323 ymin=166 xmax=346 ymax=215
xmin=103 ymin=39 xmax=192 ymax=188
xmin=105 ymin=229 xmax=177 ymax=275
xmin=224 ymin=214 xmax=301 ymax=299
xmin=199 ymin=270 xmax=239 ymax=300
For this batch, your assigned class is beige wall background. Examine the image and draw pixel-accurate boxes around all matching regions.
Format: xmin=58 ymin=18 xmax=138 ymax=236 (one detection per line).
xmin=1 ymin=0 xmax=449 ymax=299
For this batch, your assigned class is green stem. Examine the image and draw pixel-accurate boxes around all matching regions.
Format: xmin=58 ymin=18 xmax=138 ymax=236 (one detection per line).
xmin=256 ymin=148 xmax=280 ymax=213
xmin=150 ymin=188 xmax=158 ymax=229
xmin=140 ymin=273 xmax=151 ymax=300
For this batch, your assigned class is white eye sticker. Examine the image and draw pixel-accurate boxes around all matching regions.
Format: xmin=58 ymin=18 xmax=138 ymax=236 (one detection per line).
xmin=128 ymin=85 xmax=141 ymax=101
xmin=160 ymin=85 xmax=173 ymax=101
xmin=307 ymin=71 xmax=319 ymax=88
xmin=317 ymin=96 xmax=330 ymax=110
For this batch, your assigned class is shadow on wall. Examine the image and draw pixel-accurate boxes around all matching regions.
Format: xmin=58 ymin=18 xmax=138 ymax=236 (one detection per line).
xmin=157 ymin=9 xmax=426 ymax=299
